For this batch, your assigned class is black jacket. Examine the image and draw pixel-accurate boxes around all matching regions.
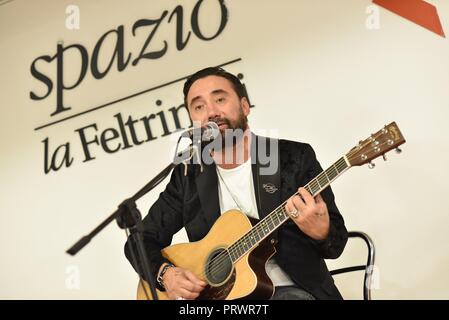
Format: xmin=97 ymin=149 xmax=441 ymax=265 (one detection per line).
xmin=125 ymin=135 xmax=348 ymax=300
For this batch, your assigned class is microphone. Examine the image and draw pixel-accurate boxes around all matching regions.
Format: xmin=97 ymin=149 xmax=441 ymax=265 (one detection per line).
xmin=187 ymin=121 xmax=220 ymax=143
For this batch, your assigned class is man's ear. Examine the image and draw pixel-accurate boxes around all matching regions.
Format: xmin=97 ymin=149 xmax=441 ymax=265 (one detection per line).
xmin=241 ymin=97 xmax=250 ymax=116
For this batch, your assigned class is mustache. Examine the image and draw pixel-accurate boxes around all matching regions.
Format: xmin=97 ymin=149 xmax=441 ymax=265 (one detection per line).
xmin=209 ymin=117 xmax=231 ymax=127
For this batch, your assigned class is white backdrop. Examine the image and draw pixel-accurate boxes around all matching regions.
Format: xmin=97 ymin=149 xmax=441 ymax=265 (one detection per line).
xmin=1 ymin=0 xmax=448 ymax=299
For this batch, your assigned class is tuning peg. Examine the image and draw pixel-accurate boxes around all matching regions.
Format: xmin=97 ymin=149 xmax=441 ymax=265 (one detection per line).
xmin=382 ymin=154 xmax=387 ymax=161
xmin=395 ymin=147 xmax=402 ymax=154
xmin=368 ymin=161 xmax=376 ymax=169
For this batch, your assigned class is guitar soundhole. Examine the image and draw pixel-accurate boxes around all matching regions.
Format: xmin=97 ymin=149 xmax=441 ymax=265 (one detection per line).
xmin=205 ymin=248 xmax=233 ymax=286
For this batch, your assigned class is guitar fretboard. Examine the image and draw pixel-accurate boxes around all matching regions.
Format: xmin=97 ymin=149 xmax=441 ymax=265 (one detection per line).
xmin=227 ymin=156 xmax=350 ymax=263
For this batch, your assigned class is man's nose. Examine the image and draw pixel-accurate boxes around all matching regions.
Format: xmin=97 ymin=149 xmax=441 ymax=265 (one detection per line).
xmin=206 ymin=102 xmax=219 ymax=119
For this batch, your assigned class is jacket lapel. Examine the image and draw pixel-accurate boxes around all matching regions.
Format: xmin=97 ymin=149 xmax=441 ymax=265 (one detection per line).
xmin=195 ymin=162 xmax=221 ymax=230
xmin=251 ymin=133 xmax=281 ymax=220
xmin=251 ymin=133 xmax=262 ymax=218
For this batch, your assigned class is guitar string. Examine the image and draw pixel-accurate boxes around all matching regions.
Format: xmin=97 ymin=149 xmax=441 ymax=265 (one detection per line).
xmin=193 ymin=135 xmax=398 ymax=280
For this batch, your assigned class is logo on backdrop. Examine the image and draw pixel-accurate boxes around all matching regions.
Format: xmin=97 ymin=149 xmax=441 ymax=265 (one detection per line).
xmin=29 ymin=0 xmax=232 ymax=174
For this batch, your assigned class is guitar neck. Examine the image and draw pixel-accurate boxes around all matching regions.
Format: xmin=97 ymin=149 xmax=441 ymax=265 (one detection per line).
xmin=227 ymin=156 xmax=351 ymax=263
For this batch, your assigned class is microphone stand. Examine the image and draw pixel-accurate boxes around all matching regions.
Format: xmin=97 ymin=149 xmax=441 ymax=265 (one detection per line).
xmin=66 ymin=134 xmax=202 ymax=300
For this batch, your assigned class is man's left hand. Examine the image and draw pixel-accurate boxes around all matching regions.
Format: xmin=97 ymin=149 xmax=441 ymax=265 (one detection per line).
xmin=284 ymin=187 xmax=330 ymax=241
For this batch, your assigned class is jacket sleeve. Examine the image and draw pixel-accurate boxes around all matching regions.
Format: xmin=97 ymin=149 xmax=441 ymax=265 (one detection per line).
xmin=124 ymin=164 xmax=186 ymax=286
xmin=301 ymin=144 xmax=348 ymax=259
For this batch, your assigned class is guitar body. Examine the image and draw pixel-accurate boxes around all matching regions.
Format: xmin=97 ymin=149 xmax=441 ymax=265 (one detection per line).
xmin=137 ymin=210 xmax=276 ymax=300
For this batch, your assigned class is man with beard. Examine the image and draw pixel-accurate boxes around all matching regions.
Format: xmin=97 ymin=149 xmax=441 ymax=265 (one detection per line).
xmin=124 ymin=67 xmax=348 ymax=300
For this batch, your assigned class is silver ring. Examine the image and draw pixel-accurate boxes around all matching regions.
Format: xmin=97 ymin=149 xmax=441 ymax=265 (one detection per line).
xmin=288 ymin=208 xmax=300 ymax=218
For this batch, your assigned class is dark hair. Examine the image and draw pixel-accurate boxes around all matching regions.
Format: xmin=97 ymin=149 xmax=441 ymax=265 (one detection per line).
xmin=183 ymin=66 xmax=248 ymax=107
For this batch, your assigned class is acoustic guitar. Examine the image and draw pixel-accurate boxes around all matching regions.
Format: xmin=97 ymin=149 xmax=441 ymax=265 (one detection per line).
xmin=137 ymin=122 xmax=406 ymax=300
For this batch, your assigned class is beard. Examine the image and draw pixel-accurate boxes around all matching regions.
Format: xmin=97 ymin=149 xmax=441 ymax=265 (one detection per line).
xmin=207 ymin=106 xmax=249 ymax=151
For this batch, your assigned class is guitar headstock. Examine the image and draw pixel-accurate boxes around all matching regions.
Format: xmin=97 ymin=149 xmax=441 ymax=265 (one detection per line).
xmin=346 ymin=122 xmax=406 ymax=167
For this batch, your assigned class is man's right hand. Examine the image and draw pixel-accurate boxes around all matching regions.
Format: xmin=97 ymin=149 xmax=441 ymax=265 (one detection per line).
xmin=159 ymin=264 xmax=207 ymax=300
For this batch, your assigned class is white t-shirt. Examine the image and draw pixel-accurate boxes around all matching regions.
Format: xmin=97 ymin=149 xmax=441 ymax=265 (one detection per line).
xmin=216 ymin=158 xmax=294 ymax=287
